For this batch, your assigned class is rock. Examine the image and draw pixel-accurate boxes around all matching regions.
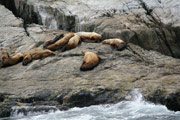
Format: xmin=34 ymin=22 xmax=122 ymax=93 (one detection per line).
xmin=11 ymin=106 xmax=57 ymax=116
xmin=166 ymin=91 xmax=180 ymax=111
xmin=0 ymin=2 xmax=180 ymax=118
xmin=0 ymin=107 xmax=12 ymax=118
xmin=1 ymin=0 xmax=180 ymax=58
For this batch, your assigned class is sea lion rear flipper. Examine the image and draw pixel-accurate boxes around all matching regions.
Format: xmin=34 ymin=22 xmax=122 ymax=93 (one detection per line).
xmin=43 ymin=34 xmax=64 ymax=49
xmin=53 ymin=34 xmax=64 ymax=42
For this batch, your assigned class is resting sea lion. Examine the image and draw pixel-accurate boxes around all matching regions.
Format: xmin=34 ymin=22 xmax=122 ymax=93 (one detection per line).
xmin=1 ymin=49 xmax=23 ymax=67
xmin=43 ymin=34 xmax=64 ymax=49
xmin=75 ymin=32 xmax=102 ymax=42
xmin=63 ymin=34 xmax=81 ymax=51
xmin=102 ymin=38 xmax=127 ymax=51
xmin=22 ymin=48 xmax=55 ymax=66
xmin=80 ymin=50 xmax=100 ymax=71
xmin=47 ymin=32 xmax=74 ymax=51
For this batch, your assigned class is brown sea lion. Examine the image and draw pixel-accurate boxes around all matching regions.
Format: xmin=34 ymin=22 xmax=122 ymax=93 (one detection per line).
xmin=47 ymin=32 xmax=75 ymax=51
xmin=102 ymin=38 xmax=127 ymax=51
xmin=43 ymin=34 xmax=64 ymax=49
xmin=80 ymin=50 xmax=100 ymax=71
xmin=1 ymin=48 xmax=23 ymax=67
xmin=63 ymin=34 xmax=81 ymax=51
xmin=22 ymin=48 xmax=55 ymax=66
xmin=75 ymin=32 xmax=102 ymax=43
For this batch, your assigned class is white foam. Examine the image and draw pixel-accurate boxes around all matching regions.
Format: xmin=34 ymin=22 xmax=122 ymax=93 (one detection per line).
xmin=6 ymin=90 xmax=180 ymax=120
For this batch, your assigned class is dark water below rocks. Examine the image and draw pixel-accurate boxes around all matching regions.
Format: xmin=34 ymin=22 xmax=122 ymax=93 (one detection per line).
xmin=1 ymin=90 xmax=180 ymax=120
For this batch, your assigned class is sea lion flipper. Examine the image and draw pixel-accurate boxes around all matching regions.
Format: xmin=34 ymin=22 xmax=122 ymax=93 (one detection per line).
xmin=22 ymin=58 xmax=32 ymax=66
xmin=61 ymin=45 xmax=67 ymax=52
xmin=43 ymin=34 xmax=64 ymax=49
xmin=117 ymin=43 xmax=127 ymax=51
xmin=53 ymin=34 xmax=64 ymax=43
xmin=22 ymin=54 xmax=32 ymax=66
xmin=80 ymin=62 xmax=99 ymax=71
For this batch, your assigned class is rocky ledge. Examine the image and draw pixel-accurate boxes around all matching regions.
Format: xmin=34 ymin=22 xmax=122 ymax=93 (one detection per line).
xmin=0 ymin=0 xmax=180 ymax=118
xmin=1 ymin=0 xmax=180 ymax=58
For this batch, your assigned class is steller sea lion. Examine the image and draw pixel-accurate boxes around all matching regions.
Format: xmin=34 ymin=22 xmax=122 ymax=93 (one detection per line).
xmin=1 ymin=48 xmax=23 ymax=67
xmin=46 ymin=32 xmax=74 ymax=51
xmin=102 ymin=38 xmax=127 ymax=51
xmin=75 ymin=32 xmax=102 ymax=43
xmin=43 ymin=34 xmax=64 ymax=49
xmin=22 ymin=48 xmax=55 ymax=66
xmin=63 ymin=34 xmax=81 ymax=51
xmin=80 ymin=50 xmax=100 ymax=71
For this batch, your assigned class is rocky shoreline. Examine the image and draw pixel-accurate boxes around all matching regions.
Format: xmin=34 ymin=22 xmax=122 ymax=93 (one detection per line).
xmin=0 ymin=0 xmax=180 ymax=118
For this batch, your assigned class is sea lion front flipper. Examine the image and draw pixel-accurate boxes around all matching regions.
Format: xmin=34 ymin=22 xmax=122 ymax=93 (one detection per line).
xmin=22 ymin=54 xmax=32 ymax=66
xmin=61 ymin=45 xmax=67 ymax=52
xmin=110 ymin=45 xmax=116 ymax=50
xmin=117 ymin=43 xmax=127 ymax=51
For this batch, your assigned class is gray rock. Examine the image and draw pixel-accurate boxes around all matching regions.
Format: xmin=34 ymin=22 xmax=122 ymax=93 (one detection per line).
xmin=2 ymin=0 xmax=180 ymax=57
xmin=0 ymin=1 xmax=180 ymax=118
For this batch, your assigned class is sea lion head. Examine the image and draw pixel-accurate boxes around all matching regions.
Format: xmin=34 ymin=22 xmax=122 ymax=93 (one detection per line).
xmin=43 ymin=39 xmax=53 ymax=49
xmin=102 ymin=40 xmax=110 ymax=44
xmin=92 ymin=32 xmax=102 ymax=41
xmin=115 ymin=39 xmax=127 ymax=51
xmin=1 ymin=48 xmax=9 ymax=59
xmin=82 ymin=50 xmax=87 ymax=55
xmin=117 ymin=42 xmax=127 ymax=51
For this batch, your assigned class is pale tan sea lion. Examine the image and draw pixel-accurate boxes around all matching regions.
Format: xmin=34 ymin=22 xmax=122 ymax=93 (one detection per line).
xmin=47 ymin=32 xmax=75 ymax=51
xmin=43 ymin=34 xmax=64 ymax=49
xmin=1 ymin=48 xmax=23 ymax=67
xmin=102 ymin=38 xmax=127 ymax=50
xmin=80 ymin=50 xmax=100 ymax=71
xmin=75 ymin=32 xmax=102 ymax=43
xmin=22 ymin=48 xmax=55 ymax=66
xmin=64 ymin=34 xmax=81 ymax=51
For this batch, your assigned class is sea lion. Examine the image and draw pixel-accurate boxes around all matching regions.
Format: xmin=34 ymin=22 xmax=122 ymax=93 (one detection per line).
xmin=80 ymin=50 xmax=100 ymax=71
xmin=75 ymin=32 xmax=102 ymax=42
xmin=47 ymin=32 xmax=75 ymax=51
xmin=1 ymin=48 xmax=23 ymax=67
xmin=63 ymin=34 xmax=81 ymax=51
xmin=43 ymin=34 xmax=64 ymax=49
xmin=102 ymin=38 xmax=127 ymax=51
xmin=22 ymin=48 xmax=55 ymax=66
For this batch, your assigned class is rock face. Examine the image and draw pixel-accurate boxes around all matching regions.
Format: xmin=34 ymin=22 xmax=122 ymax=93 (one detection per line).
xmin=0 ymin=1 xmax=180 ymax=118
xmin=1 ymin=0 xmax=180 ymax=58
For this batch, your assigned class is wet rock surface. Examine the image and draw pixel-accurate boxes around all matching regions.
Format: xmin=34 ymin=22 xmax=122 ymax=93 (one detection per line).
xmin=0 ymin=1 xmax=180 ymax=118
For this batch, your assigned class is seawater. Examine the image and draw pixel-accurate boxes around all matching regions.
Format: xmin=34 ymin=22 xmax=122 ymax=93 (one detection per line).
xmin=1 ymin=90 xmax=180 ymax=120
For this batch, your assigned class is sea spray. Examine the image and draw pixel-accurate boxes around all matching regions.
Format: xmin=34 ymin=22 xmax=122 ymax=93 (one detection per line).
xmin=2 ymin=90 xmax=180 ymax=120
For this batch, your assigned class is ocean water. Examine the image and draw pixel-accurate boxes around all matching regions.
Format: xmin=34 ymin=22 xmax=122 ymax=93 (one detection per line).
xmin=1 ymin=90 xmax=180 ymax=120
